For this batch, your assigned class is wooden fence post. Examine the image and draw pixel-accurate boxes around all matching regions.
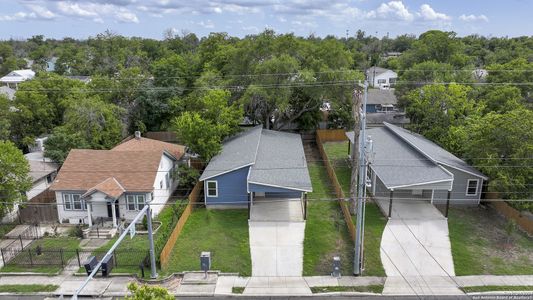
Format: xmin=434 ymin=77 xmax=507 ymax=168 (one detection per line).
xmin=1 ymin=248 xmax=5 ymax=265
xmin=19 ymin=235 xmax=23 ymax=249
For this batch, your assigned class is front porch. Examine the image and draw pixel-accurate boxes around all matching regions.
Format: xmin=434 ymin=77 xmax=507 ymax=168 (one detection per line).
xmin=85 ymin=199 xmax=120 ymax=228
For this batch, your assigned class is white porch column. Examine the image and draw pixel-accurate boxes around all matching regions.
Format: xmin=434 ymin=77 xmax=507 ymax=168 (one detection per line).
xmin=87 ymin=203 xmax=93 ymax=227
xmin=111 ymin=200 xmax=117 ymax=228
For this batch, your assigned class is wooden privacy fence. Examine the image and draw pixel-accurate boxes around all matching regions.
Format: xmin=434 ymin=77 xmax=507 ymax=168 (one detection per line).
xmin=486 ymin=192 xmax=533 ymax=235
xmin=315 ymin=129 xmax=356 ymax=241
xmin=18 ymin=189 xmax=58 ymax=223
xmin=160 ymin=181 xmax=204 ymax=270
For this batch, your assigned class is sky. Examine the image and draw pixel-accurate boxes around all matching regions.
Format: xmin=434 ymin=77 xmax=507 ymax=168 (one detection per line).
xmin=0 ymin=0 xmax=531 ymax=40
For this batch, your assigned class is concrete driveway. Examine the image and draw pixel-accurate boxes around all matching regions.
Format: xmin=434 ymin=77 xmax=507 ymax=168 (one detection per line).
xmin=248 ymin=198 xmax=305 ymax=277
xmin=377 ymin=199 xmax=455 ymax=277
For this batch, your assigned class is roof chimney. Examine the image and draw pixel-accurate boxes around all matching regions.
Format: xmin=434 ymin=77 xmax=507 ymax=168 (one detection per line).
xmin=134 ymin=131 xmax=141 ymax=140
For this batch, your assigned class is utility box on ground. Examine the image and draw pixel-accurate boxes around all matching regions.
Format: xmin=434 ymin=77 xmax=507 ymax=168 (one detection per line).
xmin=200 ymin=251 xmax=211 ymax=272
xmin=332 ymin=256 xmax=341 ymax=278
xmin=101 ymin=255 xmax=114 ymax=277
xmin=83 ymin=256 xmax=98 ymax=276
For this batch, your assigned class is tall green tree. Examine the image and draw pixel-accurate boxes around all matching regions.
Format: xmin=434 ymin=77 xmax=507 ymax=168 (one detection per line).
xmin=0 ymin=141 xmax=32 ymax=218
xmin=61 ymin=96 xmax=125 ymax=149
xmin=460 ymin=108 xmax=533 ymax=211
xmin=173 ymin=89 xmax=242 ymax=160
xmin=44 ymin=127 xmax=89 ymax=164
xmin=405 ymin=84 xmax=481 ymax=149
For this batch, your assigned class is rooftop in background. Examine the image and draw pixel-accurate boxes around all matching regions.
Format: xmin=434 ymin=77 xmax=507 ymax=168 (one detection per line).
xmin=366 ymin=66 xmax=391 ymax=77
xmin=367 ymin=113 xmax=410 ymax=126
xmin=113 ymin=134 xmax=185 ymax=160
xmin=25 ymin=156 xmax=58 ymax=183
xmin=0 ymin=69 xmax=35 ymax=83
xmin=0 ymin=86 xmax=15 ymax=100
xmin=200 ymin=126 xmax=312 ymax=192
xmin=367 ymin=89 xmax=398 ymax=105
xmin=65 ymin=75 xmax=91 ymax=84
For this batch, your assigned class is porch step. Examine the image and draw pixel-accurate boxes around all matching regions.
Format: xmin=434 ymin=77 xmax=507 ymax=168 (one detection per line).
xmin=83 ymin=227 xmax=117 ymax=239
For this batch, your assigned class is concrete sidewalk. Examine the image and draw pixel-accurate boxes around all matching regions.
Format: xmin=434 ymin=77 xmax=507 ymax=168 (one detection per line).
xmin=0 ymin=273 xmax=531 ymax=297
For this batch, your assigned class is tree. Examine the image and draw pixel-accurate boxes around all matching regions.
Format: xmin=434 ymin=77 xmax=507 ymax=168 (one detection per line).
xmin=0 ymin=141 xmax=32 ymax=219
xmin=0 ymin=95 xmax=10 ymax=140
xmin=479 ymin=85 xmax=524 ymax=114
xmin=173 ymin=89 xmax=243 ymax=160
xmin=62 ymin=96 xmax=125 ymax=149
xmin=460 ymin=108 xmax=533 ymax=212
xmin=125 ymin=283 xmax=173 ymax=300
xmin=405 ymin=84 xmax=481 ymax=149
xmin=44 ymin=127 xmax=89 ymax=164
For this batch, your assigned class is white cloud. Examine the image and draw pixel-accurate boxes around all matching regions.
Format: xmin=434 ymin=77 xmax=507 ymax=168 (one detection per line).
xmin=459 ymin=14 xmax=489 ymax=22
xmin=197 ymin=20 xmax=215 ymax=29
xmin=25 ymin=3 xmax=56 ymax=19
xmin=418 ymin=4 xmax=450 ymax=21
xmin=367 ymin=1 xmax=414 ymax=21
xmin=54 ymin=1 xmax=139 ymax=23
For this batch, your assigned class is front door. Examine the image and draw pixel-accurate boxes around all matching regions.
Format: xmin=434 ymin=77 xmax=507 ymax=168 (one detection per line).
xmin=106 ymin=202 xmax=120 ymax=219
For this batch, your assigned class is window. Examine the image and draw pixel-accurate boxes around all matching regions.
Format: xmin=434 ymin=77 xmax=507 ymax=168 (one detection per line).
xmin=63 ymin=193 xmax=84 ymax=211
xmin=126 ymin=194 xmax=146 ymax=211
xmin=165 ymin=172 xmax=171 ymax=189
xmin=389 ymin=78 xmax=397 ymax=84
xmin=412 ymin=189 xmax=423 ymax=196
xmin=206 ymin=181 xmax=218 ymax=197
xmin=466 ymin=179 xmax=479 ymax=196
xmin=377 ymin=79 xmax=386 ymax=84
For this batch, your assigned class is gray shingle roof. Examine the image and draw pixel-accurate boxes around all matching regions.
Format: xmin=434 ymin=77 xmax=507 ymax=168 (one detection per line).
xmin=367 ymin=89 xmax=398 ymax=105
xmin=383 ymin=123 xmax=488 ymax=179
xmin=367 ymin=67 xmax=390 ymax=76
xmin=248 ymin=129 xmax=312 ymax=191
xmin=200 ymin=126 xmax=312 ymax=192
xmin=347 ymin=129 xmax=453 ymax=189
xmin=199 ymin=126 xmax=262 ymax=181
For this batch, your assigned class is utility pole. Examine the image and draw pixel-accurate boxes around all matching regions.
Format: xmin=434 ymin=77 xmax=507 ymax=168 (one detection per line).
xmin=353 ymin=81 xmax=368 ymax=276
xmin=349 ymin=83 xmax=362 ymax=214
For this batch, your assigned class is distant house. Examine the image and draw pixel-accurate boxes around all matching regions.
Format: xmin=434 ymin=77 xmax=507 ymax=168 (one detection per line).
xmin=199 ymin=126 xmax=312 ymax=211
xmin=0 ymin=69 xmax=35 ymax=89
xmin=0 ymin=86 xmax=15 ymax=100
xmin=65 ymin=76 xmax=91 ymax=84
xmin=366 ymin=89 xmax=398 ymax=113
xmin=366 ymin=67 xmax=398 ymax=89
xmin=50 ymin=132 xmax=185 ymax=227
xmin=346 ymin=122 xmax=487 ymax=216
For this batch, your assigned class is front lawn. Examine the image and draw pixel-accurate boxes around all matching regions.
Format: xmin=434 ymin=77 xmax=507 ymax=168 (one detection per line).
xmin=303 ymin=162 xmax=354 ymax=276
xmin=449 ymin=206 xmax=533 ymax=275
xmin=461 ymin=286 xmax=533 ymax=293
xmin=93 ymin=235 xmax=150 ymax=275
xmin=0 ymin=284 xmax=59 ymax=293
xmin=1 ymin=237 xmax=81 ymax=274
xmin=323 ymin=141 xmax=386 ymax=277
xmin=164 ymin=209 xmax=251 ymax=276
xmin=310 ymin=285 xmax=384 ymax=294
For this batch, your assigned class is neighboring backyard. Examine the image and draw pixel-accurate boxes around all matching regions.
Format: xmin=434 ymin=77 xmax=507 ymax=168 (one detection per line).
xmin=449 ymin=205 xmax=533 ymax=275
xmin=164 ymin=209 xmax=251 ymax=276
xmin=323 ymin=141 xmax=387 ymax=277
xmin=303 ymin=162 xmax=354 ymax=276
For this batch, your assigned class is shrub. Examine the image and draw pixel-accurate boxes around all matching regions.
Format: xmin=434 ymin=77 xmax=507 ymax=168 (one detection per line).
xmin=68 ymin=225 xmax=84 ymax=238
xmin=142 ymin=215 xmax=148 ymax=230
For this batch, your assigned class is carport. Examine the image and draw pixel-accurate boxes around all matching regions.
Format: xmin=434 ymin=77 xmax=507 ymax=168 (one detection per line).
xmin=347 ymin=127 xmax=454 ymax=218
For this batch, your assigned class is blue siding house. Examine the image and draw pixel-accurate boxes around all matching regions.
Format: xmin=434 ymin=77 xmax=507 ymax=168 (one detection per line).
xmin=199 ymin=126 xmax=312 ymax=209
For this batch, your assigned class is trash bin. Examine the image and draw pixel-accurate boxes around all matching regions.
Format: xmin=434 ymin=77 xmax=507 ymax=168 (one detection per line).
xmin=200 ymin=252 xmax=211 ymax=272
xmin=101 ymin=255 xmax=114 ymax=277
xmin=332 ymin=256 xmax=341 ymax=278
xmin=83 ymin=256 xmax=98 ymax=276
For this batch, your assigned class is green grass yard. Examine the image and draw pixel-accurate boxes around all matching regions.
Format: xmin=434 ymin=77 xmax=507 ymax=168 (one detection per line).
xmin=323 ymin=141 xmax=386 ymax=277
xmin=165 ymin=209 xmax=251 ymax=276
xmin=310 ymin=285 xmax=384 ymax=294
xmin=0 ymin=237 xmax=81 ymax=274
xmin=449 ymin=206 xmax=533 ymax=275
xmin=303 ymin=162 xmax=354 ymax=276
xmin=0 ymin=284 xmax=59 ymax=293
xmin=461 ymin=286 xmax=533 ymax=293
